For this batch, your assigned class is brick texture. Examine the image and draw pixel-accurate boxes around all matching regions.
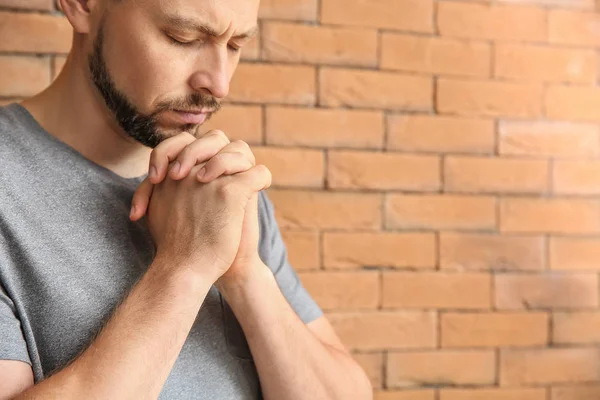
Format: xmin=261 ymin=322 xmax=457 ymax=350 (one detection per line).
xmin=494 ymin=43 xmax=597 ymax=84
xmin=321 ymin=0 xmax=434 ymax=32
xmin=440 ymin=233 xmax=545 ymax=271
xmin=437 ymin=2 xmax=546 ymax=42
xmin=382 ymin=272 xmax=492 ymax=310
xmin=441 ymin=388 xmax=546 ymax=400
xmin=266 ymin=107 xmax=384 ymax=149
xmin=328 ymin=151 xmax=440 ymax=191
xmin=7 ymin=0 xmax=600 ymax=396
xmin=381 ymin=34 xmax=491 ymax=78
xmin=263 ymin=22 xmax=377 ymax=67
xmin=323 ymin=232 xmax=436 ymax=269
xmin=387 ymin=115 xmax=495 ymax=154
xmin=500 ymin=348 xmax=600 ymax=385
xmin=441 ymin=312 xmax=549 ymax=347
xmin=387 ymin=350 xmax=496 ymax=387
xmin=495 ymin=273 xmax=599 ymax=309
xmin=438 ymin=79 xmax=543 ymax=118
xmin=320 ymin=68 xmax=432 ymax=110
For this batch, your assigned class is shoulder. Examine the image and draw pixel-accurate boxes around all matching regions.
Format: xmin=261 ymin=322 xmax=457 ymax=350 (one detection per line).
xmin=0 ymin=103 xmax=31 ymax=152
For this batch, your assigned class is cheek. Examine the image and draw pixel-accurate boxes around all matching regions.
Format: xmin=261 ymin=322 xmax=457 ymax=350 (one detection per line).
xmin=102 ymin=19 xmax=192 ymax=113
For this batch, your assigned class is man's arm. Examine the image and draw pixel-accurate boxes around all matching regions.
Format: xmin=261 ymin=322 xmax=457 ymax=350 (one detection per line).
xmin=217 ymin=263 xmax=373 ymax=400
xmin=14 ymin=258 xmax=212 ymax=400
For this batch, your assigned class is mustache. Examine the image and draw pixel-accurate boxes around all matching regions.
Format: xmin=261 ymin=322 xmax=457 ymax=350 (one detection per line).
xmin=153 ymin=93 xmax=221 ymax=116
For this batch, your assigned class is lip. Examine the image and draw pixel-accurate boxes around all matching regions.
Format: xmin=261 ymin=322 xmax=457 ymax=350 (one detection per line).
xmin=172 ymin=109 xmax=211 ymax=124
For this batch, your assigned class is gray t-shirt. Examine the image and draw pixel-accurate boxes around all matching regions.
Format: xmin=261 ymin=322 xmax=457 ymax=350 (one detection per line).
xmin=0 ymin=103 xmax=322 ymax=399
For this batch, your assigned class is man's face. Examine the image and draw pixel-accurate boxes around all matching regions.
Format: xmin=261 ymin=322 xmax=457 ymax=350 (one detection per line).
xmin=88 ymin=0 xmax=259 ymax=148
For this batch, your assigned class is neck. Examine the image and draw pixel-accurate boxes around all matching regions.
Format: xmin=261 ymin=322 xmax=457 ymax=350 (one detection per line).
xmin=20 ymin=52 xmax=152 ymax=180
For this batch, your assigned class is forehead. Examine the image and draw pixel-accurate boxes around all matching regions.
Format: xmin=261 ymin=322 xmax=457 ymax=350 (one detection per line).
xmin=135 ymin=0 xmax=260 ymax=31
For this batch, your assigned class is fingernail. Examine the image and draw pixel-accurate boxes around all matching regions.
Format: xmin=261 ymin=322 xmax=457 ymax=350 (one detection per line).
xmin=171 ymin=161 xmax=181 ymax=177
xmin=197 ymin=167 xmax=206 ymax=179
xmin=149 ymin=166 xmax=157 ymax=180
xmin=129 ymin=206 xmax=136 ymax=220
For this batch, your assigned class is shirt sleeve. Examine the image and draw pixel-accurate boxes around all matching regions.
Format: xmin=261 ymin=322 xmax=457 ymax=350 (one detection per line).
xmin=258 ymin=192 xmax=323 ymax=325
xmin=0 ymin=282 xmax=31 ymax=365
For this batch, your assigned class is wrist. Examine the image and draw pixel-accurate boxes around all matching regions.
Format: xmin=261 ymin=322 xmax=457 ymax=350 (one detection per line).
xmin=149 ymin=255 xmax=218 ymax=295
xmin=215 ymin=261 xmax=273 ymax=299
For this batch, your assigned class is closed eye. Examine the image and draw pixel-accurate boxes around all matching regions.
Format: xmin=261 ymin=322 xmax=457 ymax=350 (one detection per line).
xmin=167 ymin=34 xmax=195 ymax=46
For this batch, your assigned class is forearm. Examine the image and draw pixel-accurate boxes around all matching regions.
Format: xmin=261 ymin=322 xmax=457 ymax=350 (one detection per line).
xmin=218 ymin=264 xmax=372 ymax=400
xmin=16 ymin=259 xmax=213 ymax=400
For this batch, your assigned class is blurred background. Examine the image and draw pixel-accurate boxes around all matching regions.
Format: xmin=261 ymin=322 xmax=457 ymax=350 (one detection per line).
xmin=3 ymin=0 xmax=600 ymax=399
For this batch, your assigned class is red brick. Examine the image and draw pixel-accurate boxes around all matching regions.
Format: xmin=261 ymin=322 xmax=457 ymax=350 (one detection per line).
xmin=551 ymin=237 xmax=600 ymax=271
xmin=263 ymin=22 xmax=377 ymax=67
xmin=320 ymin=68 xmax=432 ymax=110
xmin=499 ymin=120 xmax=600 ymax=158
xmin=386 ymin=195 xmax=496 ymax=231
xmin=553 ymin=312 xmax=600 ymax=344
xmin=495 ymin=43 xmax=596 ymax=84
xmin=0 ymin=55 xmax=49 ymax=97
xmin=387 ymin=350 xmax=495 ymax=387
xmin=328 ymin=151 xmax=440 ymax=191
xmin=552 ymin=385 xmax=600 ymax=400
xmin=554 ymin=160 xmax=600 ymax=195
xmin=374 ymin=390 xmax=436 ymax=400
xmin=321 ymin=0 xmax=433 ymax=32
xmin=440 ymin=388 xmax=547 ymax=400
xmin=252 ymin=147 xmax=324 ymax=188
xmin=438 ymin=78 xmax=542 ymax=118
xmin=440 ymin=233 xmax=545 ymax=271
xmin=549 ymin=9 xmax=600 ymax=46
xmin=387 ymin=115 xmax=495 ymax=154
xmin=328 ymin=312 xmax=436 ymax=351
xmin=323 ymin=232 xmax=436 ymax=270
xmin=229 ymin=64 xmax=315 ymax=105
xmin=266 ymin=107 xmax=384 ymax=149
xmin=0 ymin=11 xmax=72 ymax=53
xmin=445 ymin=156 xmax=549 ymax=194
xmin=199 ymin=105 xmax=262 ymax=145
xmin=298 ymin=271 xmax=379 ymax=310
xmin=500 ymin=198 xmax=600 ymax=234
xmin=546 ymin=86 xmax=600 ymax=122
xmin=500 ymin=348 xmax=600 ymax=385
xmin=240 ymin=30 xmax=259 ymax=61
xmin=441 ymin=312 xmax=549 ymax=347
xmin=382 ymin=272 xmax=492 ymax=310
xmin=438 ymin=2 xmax=546 ymax=42
xmin=281 ymin=231 xmax=319 ymax=271
xmin=0 ymin=0 xmax=52 ymax=10
xmin=268 ymin=189 xmax=381 ymax=230
xmin=495 ymin=273 xmax=599 ymax=309
xmin=353 ymin=353 xmax=384 ymax=389
xmin=381 ymin=33 xmax=490 ymax=78
xmin=258 ymin=0 xmax=318 ymax=21
xmin=499 ymin=0 xmax=594 ymax=8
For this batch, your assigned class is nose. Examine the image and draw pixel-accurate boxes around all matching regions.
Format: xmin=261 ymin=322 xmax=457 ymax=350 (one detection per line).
xmin=188 ymin=45 xmax=230 ymax=99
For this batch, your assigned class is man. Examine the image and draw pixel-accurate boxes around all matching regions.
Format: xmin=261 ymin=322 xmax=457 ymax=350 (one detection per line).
xmin=0 ymin=0 xmax=372 ymax=398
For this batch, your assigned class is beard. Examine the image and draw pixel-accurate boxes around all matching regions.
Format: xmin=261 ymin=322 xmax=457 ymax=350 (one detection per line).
xmin=88 ymin=22 xmax=221 ymax=148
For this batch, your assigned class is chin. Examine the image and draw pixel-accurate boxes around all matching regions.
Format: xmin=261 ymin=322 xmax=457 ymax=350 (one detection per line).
xmin=156 ymin=124 xmax=202 ymax=141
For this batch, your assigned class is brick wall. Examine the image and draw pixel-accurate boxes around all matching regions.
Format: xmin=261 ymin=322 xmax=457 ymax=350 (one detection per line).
xmin=4 ymin=0 xmax=600 ymax=399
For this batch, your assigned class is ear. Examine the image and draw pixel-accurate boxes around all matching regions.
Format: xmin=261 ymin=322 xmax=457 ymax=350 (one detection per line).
xmin=59 ymin=0 xmax=99 ymax=34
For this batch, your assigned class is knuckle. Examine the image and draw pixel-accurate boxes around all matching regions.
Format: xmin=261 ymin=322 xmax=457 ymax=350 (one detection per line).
xmin=217 ymin=181 xmax=238 ymax=199
xmin=210 ymin=129 xmax=230 ymax=145
xmin=256 ymin=164 xmax=270 ymax=175
xmin=177 ymin=145 xmax=193 ymax=161
xmin=181 ymin=132 xmax=196 ymax=141
xmin=232 ymin=140 xmax=249 ymax=150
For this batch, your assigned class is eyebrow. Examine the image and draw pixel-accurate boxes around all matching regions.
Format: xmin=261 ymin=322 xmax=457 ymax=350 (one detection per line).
xmin=164 ymin=15 xmax=258 ymax=40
